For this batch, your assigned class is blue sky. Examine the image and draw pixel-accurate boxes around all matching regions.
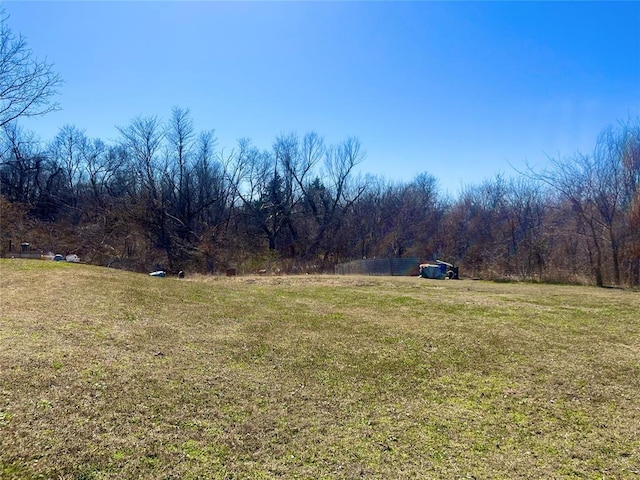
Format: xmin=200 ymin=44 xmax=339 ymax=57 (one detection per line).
xmin=4 ymin=1 xmax=640 ymax=194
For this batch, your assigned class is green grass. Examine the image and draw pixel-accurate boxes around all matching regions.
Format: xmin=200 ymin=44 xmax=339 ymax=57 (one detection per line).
xmin=1 ymin=259 xmax=639 ymax=479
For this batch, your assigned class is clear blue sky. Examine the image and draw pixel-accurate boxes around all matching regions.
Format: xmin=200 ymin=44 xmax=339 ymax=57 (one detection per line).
xmin=5 ymin=1 xmax=640 ymax=194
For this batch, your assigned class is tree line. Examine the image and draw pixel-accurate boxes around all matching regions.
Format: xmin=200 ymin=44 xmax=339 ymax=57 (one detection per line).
xmin=1 ymin=7 xmax=639 ymax=286
xmin=1 ymin=109 xmax=639 ymax=286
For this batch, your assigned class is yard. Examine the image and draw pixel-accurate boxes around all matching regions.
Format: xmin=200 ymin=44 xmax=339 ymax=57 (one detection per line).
xmin=1 ymin=259 xmax=638 ymax=479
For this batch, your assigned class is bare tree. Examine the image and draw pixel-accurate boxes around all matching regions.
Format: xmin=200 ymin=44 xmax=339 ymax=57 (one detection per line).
xmin=117 ymin=115 xmax=170 ymax=266
xmin=190 ymin=129 xmax=236 ymax=268
xmin=0 ymin=121 xmax=64 ymax=219
xmin=279 ymin=131 xmax=324 ymax=198
xmin=618 ymin=119 xmax=640 ymax=284
xmin=272 ymin=132 xmax=323 ymax=254
xmin=589 ymin=126 xmax=627 ymax=285
xmin=534 ymin=152 xmax=608 ymax=286
xmin=82 ymin=138 xmax=120 ymax=208
xmin=165 ymin=106 xmax=195 ymax=221
xmin=311 ymin=137 xmax=367 ymax=260
xmin=192 ymin=129 xmax=225 ymax=229
xmin=504 ymin=177 xmax=548 ymax=279
xmin=346 ymin=174 xmax=388 ymax=259
xmin=0 ymin=121 xmax=45 ymax=204
xmin=447 ymin=176 xmax=510 ymax=278
xmin=49 ymin=124 xmax=87 ymax=216
xmin=530 ymin=120 xmax=640 ymax=286
xmin=232 ymin=138 xmax=284 ymax=251
xmin=117 ymin=115 xmax=164 ymax=200
xmin=0 ymin=7 xmax=62 ymax=128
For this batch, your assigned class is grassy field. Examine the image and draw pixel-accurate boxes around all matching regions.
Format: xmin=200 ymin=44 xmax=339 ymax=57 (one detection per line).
xmin=0 ymin=259 xmax=639 ymax=479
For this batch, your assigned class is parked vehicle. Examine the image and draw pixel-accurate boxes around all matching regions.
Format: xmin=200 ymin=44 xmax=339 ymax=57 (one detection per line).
xmin=419 ymin=260 xmax=458 ymax=280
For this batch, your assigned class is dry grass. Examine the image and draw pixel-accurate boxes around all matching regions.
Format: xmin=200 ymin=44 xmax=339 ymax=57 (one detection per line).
xmin=1 ymin=259 xmax=639 ymax=479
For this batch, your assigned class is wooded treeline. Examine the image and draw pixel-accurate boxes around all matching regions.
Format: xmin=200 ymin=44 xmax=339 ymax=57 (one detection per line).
xmin=1 ymin=110 xmax=639 ymax=286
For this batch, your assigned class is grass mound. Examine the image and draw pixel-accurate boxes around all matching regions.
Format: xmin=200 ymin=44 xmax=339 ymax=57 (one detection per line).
xmin=1 ymin=260 xmax=639 ymax=479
